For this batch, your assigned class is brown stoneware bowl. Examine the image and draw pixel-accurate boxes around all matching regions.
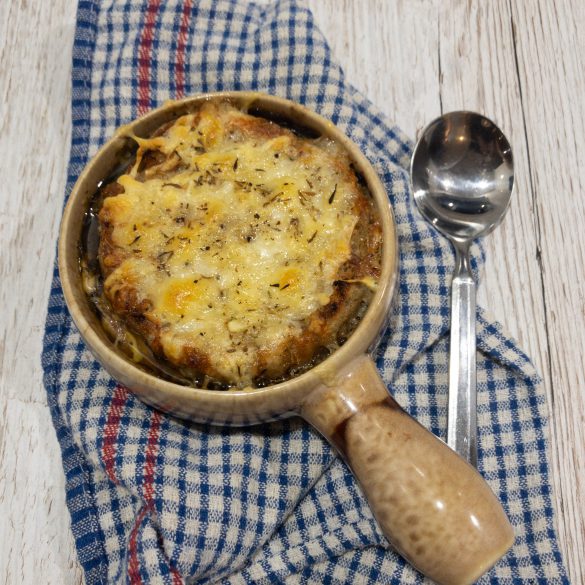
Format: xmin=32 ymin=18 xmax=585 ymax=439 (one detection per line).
xmin=59 ymin=92 xmax=514 ymax=585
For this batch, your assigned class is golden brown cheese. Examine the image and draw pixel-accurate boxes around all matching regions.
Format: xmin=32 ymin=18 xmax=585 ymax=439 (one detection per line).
xmin=98 ymin=100 xmax=381 ymax=387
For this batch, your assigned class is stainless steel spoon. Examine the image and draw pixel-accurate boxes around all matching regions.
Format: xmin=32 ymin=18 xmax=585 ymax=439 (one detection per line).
xmin=410 ymin=111 xmax=514 ymax=466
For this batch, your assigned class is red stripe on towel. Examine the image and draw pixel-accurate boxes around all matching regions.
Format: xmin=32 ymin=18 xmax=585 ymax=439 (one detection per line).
xmin=138 ymin=0 xmax=162 ymax=115
xmin=128 ymin=410 xmax=184 ymax=583
xmin=128 ymin=506 xmax=149 ymax=585
xmin=142 ymin=410 xmax=162 ymax=503
xmin=171 ymin=567 xmax=183 ymax=584
xmin=102 ymin=384 xmax=128 ymax=484
xmin=127 ymin=410 xmax=161 ymax=584
xmin=175 ymin=0 xmax=193 ymax=99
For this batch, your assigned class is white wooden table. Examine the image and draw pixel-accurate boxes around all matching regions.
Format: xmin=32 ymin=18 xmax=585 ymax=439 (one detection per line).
xmin=1 ymin=1 xmax=583 ymax=583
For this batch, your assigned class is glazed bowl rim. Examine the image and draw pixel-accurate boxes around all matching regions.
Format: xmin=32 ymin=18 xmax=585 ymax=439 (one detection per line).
xmin=58 ymin=91 xmax=398 ymax=419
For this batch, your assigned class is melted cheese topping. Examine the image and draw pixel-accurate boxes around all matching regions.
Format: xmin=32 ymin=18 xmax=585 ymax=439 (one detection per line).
xmin=101 ymin=101 xmax=364 ymax=386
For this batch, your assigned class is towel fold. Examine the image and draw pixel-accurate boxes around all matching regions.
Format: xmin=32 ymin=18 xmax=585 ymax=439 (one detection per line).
xmin=43 ymin=0 xmax=568 ymax=582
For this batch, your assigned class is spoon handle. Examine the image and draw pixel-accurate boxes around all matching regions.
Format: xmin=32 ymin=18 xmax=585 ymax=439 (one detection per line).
xmin=448 ymin=242 xmax=477 ymax=466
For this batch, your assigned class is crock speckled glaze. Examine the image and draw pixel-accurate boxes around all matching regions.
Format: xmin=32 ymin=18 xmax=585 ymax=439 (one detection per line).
xmin=59 ymin=92 xmax=514 ymax=584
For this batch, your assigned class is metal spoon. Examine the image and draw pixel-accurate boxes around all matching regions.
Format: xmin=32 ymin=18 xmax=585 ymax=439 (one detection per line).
xmin=410 ymin=111 xmax=514 ymax=466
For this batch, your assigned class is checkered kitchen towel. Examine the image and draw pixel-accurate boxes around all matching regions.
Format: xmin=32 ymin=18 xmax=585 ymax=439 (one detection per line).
xmin=42 ymin=0 xmax=568 ymax=583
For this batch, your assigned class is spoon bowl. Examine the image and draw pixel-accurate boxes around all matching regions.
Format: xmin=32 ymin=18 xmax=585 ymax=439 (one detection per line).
xmin=411 ymin=111 xmax=514 ymax=466
xmin=412 ymin=111 xmax=513 ymax=242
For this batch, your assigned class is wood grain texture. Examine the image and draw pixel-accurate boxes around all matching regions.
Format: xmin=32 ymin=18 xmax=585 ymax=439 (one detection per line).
xmin=508 ymin=1 xmax=585 ymax=578
xmin=0 ymin=0 xmax=83 ymax=584
xmin=0 ymin=0 xmax=582 ymax=583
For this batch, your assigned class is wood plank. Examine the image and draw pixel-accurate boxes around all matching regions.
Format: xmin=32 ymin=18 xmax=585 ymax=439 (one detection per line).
xmin=0 ymin=398 xmax=84 ymax=585
xmin=0 ymin=0 xmax=82 ymax=582
xmin=0 ymin=0 xmax=76 ymax=404
xmin=508 ymin=0 xmax=585 ymax=580
xmin=307 ymin=0 xmax=442 ymax=138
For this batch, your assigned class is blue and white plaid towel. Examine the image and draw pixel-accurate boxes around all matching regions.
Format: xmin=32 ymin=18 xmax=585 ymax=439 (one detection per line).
xmin=43 ymin=1 xmax=569 ymax=583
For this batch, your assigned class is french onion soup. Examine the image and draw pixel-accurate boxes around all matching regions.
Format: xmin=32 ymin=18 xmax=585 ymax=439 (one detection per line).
xmin=82 ymin=100 xmax=382 ymax=389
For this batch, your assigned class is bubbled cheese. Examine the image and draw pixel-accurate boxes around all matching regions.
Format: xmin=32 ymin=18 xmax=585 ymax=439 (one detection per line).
xmin=101 ymin=101 xmax=363 ymax=386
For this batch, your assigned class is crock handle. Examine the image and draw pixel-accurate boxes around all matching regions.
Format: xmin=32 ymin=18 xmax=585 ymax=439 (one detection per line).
xmin=300 ymin=354 xmax=514 ymax=585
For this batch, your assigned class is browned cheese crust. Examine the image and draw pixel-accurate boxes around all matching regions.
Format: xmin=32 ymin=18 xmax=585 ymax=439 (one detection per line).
xmin=97 ymin=100 xmax=382 ymax=387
